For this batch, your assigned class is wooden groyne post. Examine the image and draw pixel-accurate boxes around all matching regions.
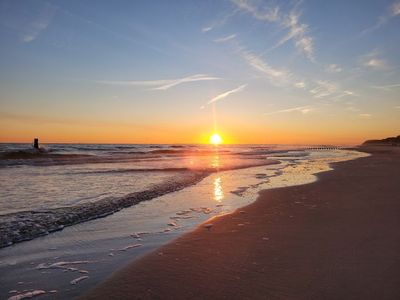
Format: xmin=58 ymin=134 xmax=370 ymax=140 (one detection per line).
xmin=33 ymin=138 xmax=39 ymax=149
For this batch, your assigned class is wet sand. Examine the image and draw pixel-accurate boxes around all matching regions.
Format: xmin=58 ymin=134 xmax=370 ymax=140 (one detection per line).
xmin=82 ymin=146 xmax=400 ymax=300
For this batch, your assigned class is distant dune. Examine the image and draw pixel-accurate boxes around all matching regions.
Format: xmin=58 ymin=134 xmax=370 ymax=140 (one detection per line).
xmin=363 ymin=135 xmax=400 ymax=146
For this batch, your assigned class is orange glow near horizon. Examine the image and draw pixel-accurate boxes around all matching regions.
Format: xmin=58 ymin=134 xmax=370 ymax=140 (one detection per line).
xmin=0 ymin=116 xmax=397 ymax=145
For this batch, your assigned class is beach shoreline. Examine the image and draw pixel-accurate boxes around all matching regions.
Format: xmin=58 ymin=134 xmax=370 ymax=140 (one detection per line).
xmin=1 ymin=148 xmax=365 ymax=299
xmin=82 ymin=146 xmax=400 ymax=299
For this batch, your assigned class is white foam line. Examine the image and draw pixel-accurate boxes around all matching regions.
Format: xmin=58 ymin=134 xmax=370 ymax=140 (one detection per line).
xmin=70 ymin=276 xmax=89 ymax=285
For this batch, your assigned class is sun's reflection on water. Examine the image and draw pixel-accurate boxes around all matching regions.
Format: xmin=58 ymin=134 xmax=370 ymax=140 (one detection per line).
xmin=213 ymin=176 xmax=224 ymax=202
xmin=211 ymin=154 xmax=220 ymax=170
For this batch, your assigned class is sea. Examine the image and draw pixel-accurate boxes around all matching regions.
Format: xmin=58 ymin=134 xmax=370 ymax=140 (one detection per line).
xmin=0 ymin=143 xmax=368 ymax=299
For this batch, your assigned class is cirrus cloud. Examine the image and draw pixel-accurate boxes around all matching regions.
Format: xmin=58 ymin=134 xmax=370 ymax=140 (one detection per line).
xmin=207 ymin=84 xmax=247 ymax=105
xmin=264 ymin=105 xmax=314 ymax=116
xmin=325 ymin=64 xmax=342 ymax=73
xmin=94 ymin=74 xmax=221 ymax=91
xmin=230 ymin=0 xmax=314 ymax=61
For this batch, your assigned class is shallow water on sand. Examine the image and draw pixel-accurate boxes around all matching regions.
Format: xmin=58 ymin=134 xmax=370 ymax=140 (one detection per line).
xmin=0 ymin=148 xmax=368 ymax=299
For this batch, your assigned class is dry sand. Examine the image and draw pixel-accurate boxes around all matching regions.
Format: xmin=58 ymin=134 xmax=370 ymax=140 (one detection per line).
xmin=82 ymin=146 xmax=400 ymax=300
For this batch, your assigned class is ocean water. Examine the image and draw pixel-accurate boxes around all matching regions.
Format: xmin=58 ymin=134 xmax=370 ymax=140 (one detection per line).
xmin=0 ymin=143 xmax=368 ymax=299
xmin=0 ymin=143 xmax=279 ymax=215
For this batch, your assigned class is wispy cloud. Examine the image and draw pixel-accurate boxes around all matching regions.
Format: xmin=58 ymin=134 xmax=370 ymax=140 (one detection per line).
xmin=241 ymin=49 xmax=351 ymax=100
xmin=331 ymin=90 xmax=358 ymax=100
xmin=264 ymin=105 xmax=313 ymax=116
xmin=154 ymin=74 xmax=220 ymax=90
xmin=295 ymin=36 xmax=314 ymax=60
xmin=361 ymin=1 xmax=400 ymax=35
xmin=231 ymin=0 xmax=280 ymax=22
xmin=242 ymin=52 xmax=293 ymax=86
xmin=278 ymin=10 xmax=314 ymax=61
xmin=359 ymin=113 xmax=372 ymax=118
xmin=211 ymin=1 xmax=357 ymax=99
xmin=201 ymin=9 xmax=239 ymax=33
xmin=214 ymin=34 xmax=237 ymax=43
xmin=207 ymin=84 xmax=247 ymax=105
xmin=309 ymin=80 xmax=338 ymax=98
xmin=202 ymin=26 xmax=213 ymax=33
xmin=308 ymin=81 xmax=355 ymax=101
xmin=307 ymin=80 xmax=357 ymax=101
xmin=230 ymin=1 xmax=314 ymax=61
xmin=95 ymin=74 xmax=220 ymax=90
xmin=325 ymin=64 xmax=342 ymax=73
xmin=393 ymin=2 xmax=400 ymax=15
xmin=95 ymin=79 xmax=170 ymax=87
xmin=294 ymin=81 xmax=306 ymax=89
xmin=371 ymin=83 xmax=400 ymax=91
xmin=364 ymin=58 xmax=387 ymax=69
xmin=0 ymin=2 xmax=57 ymax=43
xmin=361 ymin=50 xmax=388 ymax=70
xmin=23 ymin=4 xmax=57 ymax=42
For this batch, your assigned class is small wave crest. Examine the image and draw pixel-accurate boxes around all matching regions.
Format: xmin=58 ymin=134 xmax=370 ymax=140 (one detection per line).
xmin=0 ymin=150 xmax=89 ymax=160
xmin=74 ymin=167 xmax=191 ymax=175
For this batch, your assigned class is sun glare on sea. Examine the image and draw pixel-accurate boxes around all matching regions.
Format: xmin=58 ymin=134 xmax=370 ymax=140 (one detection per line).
xmin=210 ymin=133 xmax=222 ymax=145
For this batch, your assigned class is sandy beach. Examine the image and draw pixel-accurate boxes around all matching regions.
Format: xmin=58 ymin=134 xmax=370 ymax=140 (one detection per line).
xmin=82 ymin=146 xmax=400 ymax=300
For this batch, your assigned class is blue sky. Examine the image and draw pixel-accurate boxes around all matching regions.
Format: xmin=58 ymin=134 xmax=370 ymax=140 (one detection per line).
xmin=0 ymin=0 xmax=399 ymax=144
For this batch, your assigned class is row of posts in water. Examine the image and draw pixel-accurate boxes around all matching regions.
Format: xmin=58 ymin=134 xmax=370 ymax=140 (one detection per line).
xmin=305 ymin=146 xmax=343 ymax=150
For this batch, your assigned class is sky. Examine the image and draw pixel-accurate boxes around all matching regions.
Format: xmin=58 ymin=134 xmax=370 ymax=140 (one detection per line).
xmin=0 ymin=0 xmax=399 ymax=145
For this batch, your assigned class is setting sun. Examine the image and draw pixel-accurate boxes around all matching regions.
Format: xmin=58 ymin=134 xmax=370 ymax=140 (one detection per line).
xmin=210 ymin=133 xmax=222 ymax=145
